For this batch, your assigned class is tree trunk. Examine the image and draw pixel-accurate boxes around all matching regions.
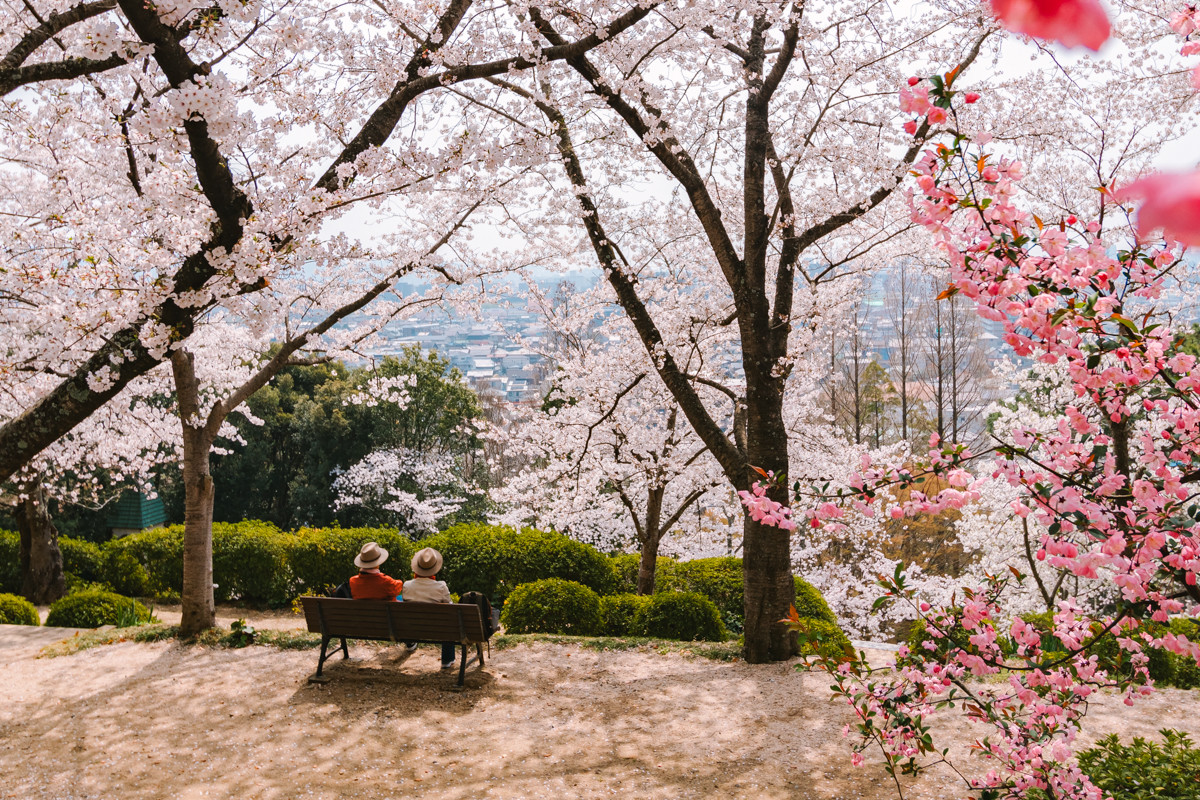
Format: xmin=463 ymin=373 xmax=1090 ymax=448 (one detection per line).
xmin=173 ymin=349 xmax=217 ymax=637
xmin=179 ymin=431 xmax=216 ymax=636
xmin=636 ymin=487 xmax=666 ymax=595
xmin=15 ymin=482 xmax=66 ymax=604
xmin=636 ymin=533 xmax=663 ymax=596
xmin=741 ymin=377 xmax=797 ymax=663
xmin=742 ymin=494 xmax=796 ymax=662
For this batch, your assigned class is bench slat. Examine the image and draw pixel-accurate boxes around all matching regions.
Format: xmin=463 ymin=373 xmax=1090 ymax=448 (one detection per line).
xmin=300 ymin=597 xmax=487 ymax=643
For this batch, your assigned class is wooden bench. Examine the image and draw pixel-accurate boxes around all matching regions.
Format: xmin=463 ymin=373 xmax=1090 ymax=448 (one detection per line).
xmin=299 ymin=597 xmax=491 ymax=687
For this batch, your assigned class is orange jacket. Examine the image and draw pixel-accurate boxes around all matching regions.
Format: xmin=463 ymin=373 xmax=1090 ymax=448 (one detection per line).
xmin=348 ymin=571 xmax=405 ymax=600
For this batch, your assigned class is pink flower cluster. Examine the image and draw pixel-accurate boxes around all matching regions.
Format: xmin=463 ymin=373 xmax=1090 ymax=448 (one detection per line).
xmin=739 ymin=479 xmax=797 ymax=531
xmin=989 ymin=0 xmax=1111 ymax=50
xmin=789 ymin=72 xmax=1200 ymax=800
xmin=1170 ymin=5 xmax=1200 ymax=90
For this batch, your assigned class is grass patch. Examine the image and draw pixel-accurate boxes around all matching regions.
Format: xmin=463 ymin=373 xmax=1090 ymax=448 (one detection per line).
xmin=38 ymin=623 xmax=330 ymax=657
xmin=38 ymin=623 xmax=179 ymax=656
xmin=39 ymin=627 xmax=746 ymax=662
xmin=492 ymin=633 xmax=743 ymax=661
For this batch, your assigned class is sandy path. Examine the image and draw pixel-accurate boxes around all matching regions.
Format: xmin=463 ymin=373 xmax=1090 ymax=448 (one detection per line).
xmin=3 ymin=620 xmax=1199 ymax=800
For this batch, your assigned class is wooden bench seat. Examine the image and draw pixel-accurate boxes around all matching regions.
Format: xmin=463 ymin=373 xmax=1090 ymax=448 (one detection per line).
xmin=300 ymin=597 xmax=491 ymax=687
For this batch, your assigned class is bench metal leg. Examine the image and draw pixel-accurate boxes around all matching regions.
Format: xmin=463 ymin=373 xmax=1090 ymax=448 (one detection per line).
xmin=317 ymin=635 xmax=330 ymax=677
xmin=340 ymin=637 xmax=350 ymax=659
xmin=457 ymin=644 xmax=468 ymax=687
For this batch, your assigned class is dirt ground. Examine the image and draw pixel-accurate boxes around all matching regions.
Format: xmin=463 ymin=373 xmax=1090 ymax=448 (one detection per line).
xmin=3 ymin=611 xmax=1199 ymax=800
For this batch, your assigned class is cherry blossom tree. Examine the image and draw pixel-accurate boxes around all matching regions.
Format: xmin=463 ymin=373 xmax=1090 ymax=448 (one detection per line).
xmin=492 ymin=281 xmax=729 ymax=594
xmin=0 ymin=0 xmax=663 ymax=486
xmin=773 ymin=3 xmax=1200 ymax=791
xmin=2 ymin=373 xmax=178 ymax=602
xmin=464 ymin=0 xmax=1053 ymax=660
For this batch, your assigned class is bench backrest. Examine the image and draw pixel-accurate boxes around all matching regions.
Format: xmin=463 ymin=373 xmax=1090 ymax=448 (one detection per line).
xmin=299 ymin=596 xmax=486 ymax=643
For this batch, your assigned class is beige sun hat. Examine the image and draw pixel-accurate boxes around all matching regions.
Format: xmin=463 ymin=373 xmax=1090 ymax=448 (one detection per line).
xmin=411 ymin=547 xmax=443 ymax=577
xmin=354 ymin=541 xmax=389 ymax=570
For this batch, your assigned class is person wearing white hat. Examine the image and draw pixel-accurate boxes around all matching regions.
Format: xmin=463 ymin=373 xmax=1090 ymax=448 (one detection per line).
xmin=347 ymin=542 xmax=406 ymax=601
xmin=403 ymin=547 xmax=457 ymax=669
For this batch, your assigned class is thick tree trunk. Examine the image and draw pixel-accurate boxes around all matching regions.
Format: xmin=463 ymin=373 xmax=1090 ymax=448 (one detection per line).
xmin=15 ymin=483 xmax=66 ymax=604
xmin=741 ymin=371 xmax=797 ymax=663
xmin=636 ymin=534 xmax=663 ymax=596
xmin=173 ymin=349 xmax=217 ymax=637
xmin=179 ymin=432 xmax=216 ymax=636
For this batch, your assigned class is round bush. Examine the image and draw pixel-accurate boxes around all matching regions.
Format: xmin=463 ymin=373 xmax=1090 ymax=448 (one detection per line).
xmin=45 ymin=589 xmax=151 ymax=628
xmin=0 ymin=593 xmax=39 ymax=626
xmin=793 ymin=576 xmax=837 ymax=624
xmin=500 ymin=579 xmax=603 ymax=635
xmin=600 ymin=593 xmax=651 ymax=636
xmin=674 ymin=558 xmax=743 ymax=619
xmin=641 ymin=591 xmax=725 ymax=642
xmin=796 ymin=618 xmax=852 ymax=661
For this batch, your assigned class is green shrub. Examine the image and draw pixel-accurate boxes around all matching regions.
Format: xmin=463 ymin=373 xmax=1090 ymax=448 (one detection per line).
xmin=211 ymin=521 xmax=293 ymax=606
xmin=674 ymin=558 xmax=743 ymax=619
xmin=500 ymin=579 xmax=603 ymax=635
xmin=287 ymin=526 xmax=415 ymax=596
xmin=641 ymin=591 xmax=726 ymax=642
xmin=599 ymin=593 xmax=651 ymax=636
xmin=45 ymin=589 xmax=151 ymax=628
xmin=1076 ymin=730 xmax=1200 ymax=800
xmin=1168 ymin=617 xmax=1200 ymax=690
xmin=796 ymin=618 xmax=852 ymax=660
xmin=611 ymin=554 xmax=836 ymax=631
xmin=0 ymin=592 xmax=39 ymax=626
xmin=610 ymin=553 xmax=679 ymax=594
xmin=419 ymin=524 xmax=617 ymax=606
xmin=794 ymin=576 xmax=837 ymax=624
xmin=101 ymin=527 xmax=182 ymax=597
xmin=0 ymin=530 xmax=20 ymax=594
xmin=59 ymin=536 xmax=103 ymax=584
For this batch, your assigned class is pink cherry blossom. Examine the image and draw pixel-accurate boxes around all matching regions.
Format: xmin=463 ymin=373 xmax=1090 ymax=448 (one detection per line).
xmin=989 ymin=0 xmax=1111 ymax=50
xmin=1116 ymin=171 xmax=1200 ymax=247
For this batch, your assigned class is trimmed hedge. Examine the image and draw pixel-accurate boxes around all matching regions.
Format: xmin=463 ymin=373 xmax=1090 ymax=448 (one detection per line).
xmin=60 ymin=537 xmax=103 ymax=584
xmin=641 ymin=591 xmax=725 ymax=642
xmin=0 ymin=530 xmax=18 ymax=594
xmin=610 ymin=553 xmax=678 ymax=594
xmin=418 ymin=524 xmax=617 ymax=606
xmin=211 ymin=521 xmax=292 ymax=606
xmin=609 ymin=553 xmax=838 ymax=629
xmin=45 ymin=589 xmax=151 ymax=628
xmin=600 ymin=593 xmax=651 ymax=636
xmin=288 ymin=526 xmax=414 ymax=595
xmin=101 ymin=526 xmax=180 ymax=597
xmin=1 ymin=531 xmax=105 ymax=595
xmin=500 ymin=578 xmax=603 ymax=635
xmin=0 ymin=592 xmax=39 ymax=626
